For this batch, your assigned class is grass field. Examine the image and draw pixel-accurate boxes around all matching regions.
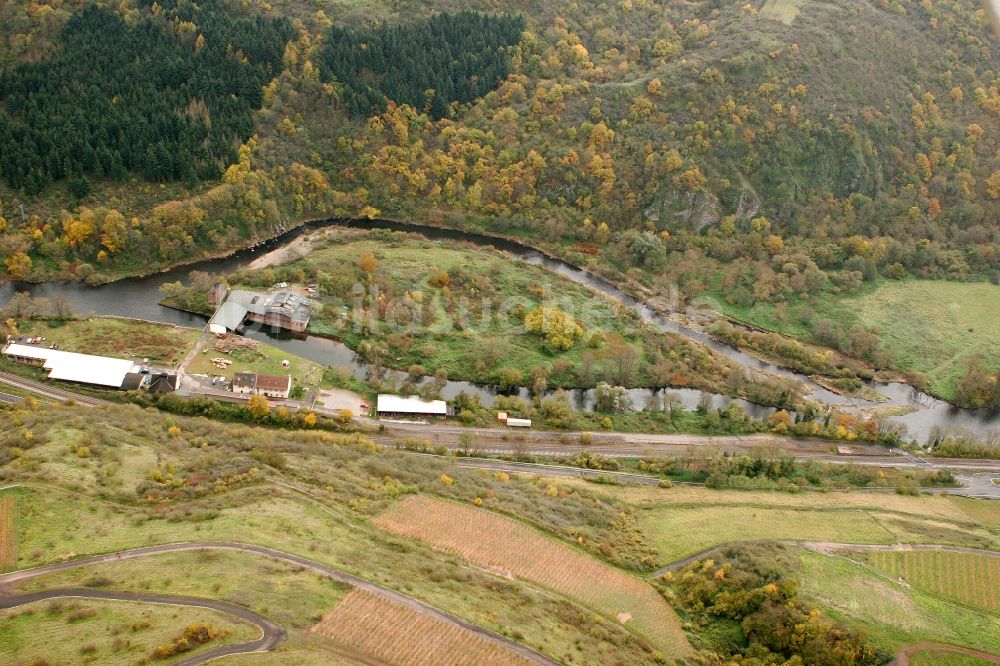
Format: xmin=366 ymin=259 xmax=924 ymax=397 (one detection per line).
xmin=0 ymin=598 xmax=257 ymax=665
xmin=0 ymin=494 xmax=15 ymax=570
xmin=20 ymin=549 xmax=350 ymax=630
xmin=564 ymin=481 xmax=978 ymax=521
xmin=18 ymin=317 xmax=201 ymax=366
xmin=7 ymin=480 xmax=665 ymax=665
xmin=950 ymin=497 xmax=1000 ymax=528
xmin=721 ymin=279 xmax=1000 ymax=400
xmin=227 ymin=232 xmax=725 ymax=394
xmin=238 ymin=234 xmax=645 ymax=388
xmin=374 ymin=495 xmax=690 ymax=658
xmin=798 ymin=551 xmax=1000 ymax=654
xmin=638 ymin=505 xmax=894 ymax=563
xmin=848 ymin=281 xmax=1000 ymax=398
xmin=311 ymin=588 xmax=537 ymax=666
xmin=861 ymin=551 xmax=1000 ymax=613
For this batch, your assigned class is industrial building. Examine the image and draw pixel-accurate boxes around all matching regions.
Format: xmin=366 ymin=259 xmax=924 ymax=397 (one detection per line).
xmin=3 ymin=343 xmax=142 ymax=389
xmin=376 ymin=394 xmax=448 ymax=418
xmin=208 ymin=289 xmax=311 ymax=334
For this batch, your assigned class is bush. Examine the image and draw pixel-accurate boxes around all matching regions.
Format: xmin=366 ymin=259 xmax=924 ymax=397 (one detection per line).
xmin=66 ymin=607 xmax=97 ymax=622
xmin=152 ymin=624 xmax=223 ymax=659
xmin=497 ymin=367 xmax=524 ymax=390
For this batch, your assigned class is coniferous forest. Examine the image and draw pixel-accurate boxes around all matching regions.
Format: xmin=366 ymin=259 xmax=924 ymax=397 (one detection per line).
xmin=318 ymin=11 xmax=525 ymax=119
xmin=0 ymin=2 xmax=294 ymax=194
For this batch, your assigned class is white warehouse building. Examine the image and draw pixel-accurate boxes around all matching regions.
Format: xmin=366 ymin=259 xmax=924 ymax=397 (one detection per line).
xmin=376 ymin=394 xmax=448 ymax=418
xmin=3 ymin=343 xmax=142 ymax=389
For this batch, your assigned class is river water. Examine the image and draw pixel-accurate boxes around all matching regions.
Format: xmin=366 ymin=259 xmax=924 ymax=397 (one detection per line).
xmin=2 ymin=217 xmax=997 ymax=442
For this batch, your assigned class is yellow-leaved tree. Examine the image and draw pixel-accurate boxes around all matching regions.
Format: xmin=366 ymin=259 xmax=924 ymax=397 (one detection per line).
xmin=524 ymin=306 xmax=584 ymax=351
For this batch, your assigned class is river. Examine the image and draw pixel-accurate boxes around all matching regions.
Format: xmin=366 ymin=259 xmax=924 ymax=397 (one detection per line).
xmin=2 ymin=217 xmax=997 ymax=443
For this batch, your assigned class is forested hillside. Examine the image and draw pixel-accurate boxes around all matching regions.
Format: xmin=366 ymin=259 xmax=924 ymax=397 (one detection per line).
xmin=318 ymin=11 xmax=525 ymax=118
xmin=0 ymin=2 xmax=294 ymax=193
xmin=1 ymin=0 xmax=999 ymax=400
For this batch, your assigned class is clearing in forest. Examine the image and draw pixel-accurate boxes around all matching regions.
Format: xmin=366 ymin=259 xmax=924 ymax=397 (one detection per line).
xmin=760 ymin=0 xmax=808 ymax=23
xmin=374 ymin=495 xmax=690 ymax=657
xmin=310 ymin=588 xmax=536 ymax=666
xmin=863 ymin=550 xmax=1000 ymax=613
xmin=0 ymin=495 xmax=15 ymax=569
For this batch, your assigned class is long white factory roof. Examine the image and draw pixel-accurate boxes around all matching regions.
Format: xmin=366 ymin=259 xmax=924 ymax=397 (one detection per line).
xmin=376 ymin=393 xmax=447 ymax=415
xmin=3 ymin=343 xmax=139 ymax=388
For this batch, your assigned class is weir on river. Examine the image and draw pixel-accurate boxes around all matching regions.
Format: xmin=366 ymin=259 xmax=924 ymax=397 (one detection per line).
xmin=1 ymin=218 xmax=997 ymax=443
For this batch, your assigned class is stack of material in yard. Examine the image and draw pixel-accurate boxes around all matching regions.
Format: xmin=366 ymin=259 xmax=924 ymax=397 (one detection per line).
xmin=211 ymin=357 xmax=234 ymax=369
xmin=213 ymin=335 xmax=260 ymax=353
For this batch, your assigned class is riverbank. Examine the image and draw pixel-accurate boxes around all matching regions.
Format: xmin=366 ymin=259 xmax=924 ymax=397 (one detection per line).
xmin=4 ymin=218 xmax=999 ymax=442
xmin=204 ymin=233 xmax=831 ymax=418
xmin=2 ymin=313 xmax=994 ymax=454
xmin=0 ymin=214 xmax=932 ymax=399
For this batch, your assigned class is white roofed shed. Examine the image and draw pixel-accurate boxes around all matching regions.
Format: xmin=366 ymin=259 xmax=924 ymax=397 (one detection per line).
xmin=3 ymin=343 xmax=140 ymax=388
xmin=376 ymin=393 xmax=448 ymax=416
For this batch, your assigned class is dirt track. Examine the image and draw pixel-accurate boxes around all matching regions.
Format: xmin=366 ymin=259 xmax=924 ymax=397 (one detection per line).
xmin=0 ymin=541 xmax=559 ymax=666
xmin=889 ymin=642 xmax=1000 ymax=665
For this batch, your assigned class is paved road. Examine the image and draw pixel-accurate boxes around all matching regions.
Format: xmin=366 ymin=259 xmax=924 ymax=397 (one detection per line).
xmin=376 ymin=424 xmax=1000 ymax=472
xmin=652 ymin=541 xmax=1000 ymax=577
xmin=0 ymin=541 xmax=559 ymax=666
xmin=950 ymin=472 xmax=1000 ymax=498
xmin=3 ymin=368 xmax=998 ymax=473
xmin=397 ymin=443 xmax=1000 ymax=499
xmin=0 ymin=587 xmax=285 ymax=665
xmin=440 ymin=455 xmax=1000 ymax=500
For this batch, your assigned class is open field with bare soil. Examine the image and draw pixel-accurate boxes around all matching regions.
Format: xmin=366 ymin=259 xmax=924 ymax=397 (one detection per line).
xmin=861 ymin=551 xmax=1000 ymax=613
xmin=311 ymin=588 xmax=537 ymax=666
xmin=374 ymin=494 xmax=690 ymax=658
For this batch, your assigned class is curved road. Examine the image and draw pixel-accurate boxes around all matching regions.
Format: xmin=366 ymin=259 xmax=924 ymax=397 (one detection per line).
xmin=0 ymin=541 xmax=560 ymax=666
xmin=0 ymin=587 xmax=285 ymax=665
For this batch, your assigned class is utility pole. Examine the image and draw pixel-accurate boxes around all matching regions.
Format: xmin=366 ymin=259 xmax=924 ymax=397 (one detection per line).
xmin=18 ymin=204 xmax=26 ymax=223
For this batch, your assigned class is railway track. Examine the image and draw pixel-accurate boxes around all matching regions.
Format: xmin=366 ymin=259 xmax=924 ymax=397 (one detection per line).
xmin=0 ymin=371 xmax=111 ymax=407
